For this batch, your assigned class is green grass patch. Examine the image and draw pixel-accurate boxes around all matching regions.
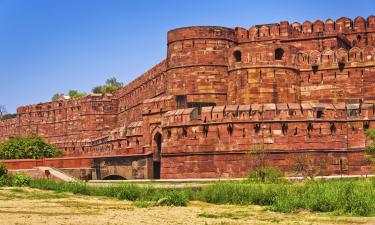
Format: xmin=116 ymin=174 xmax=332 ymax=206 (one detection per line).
xmin=199 ymin=179 xmax=375 ymax=216
xmin=8 ymin=177 xmax=375 ymax=216
xmin=198 ymin=210 xmax=253 ymax=220
xmin=28 ymin=179 xmax=189 ymax=206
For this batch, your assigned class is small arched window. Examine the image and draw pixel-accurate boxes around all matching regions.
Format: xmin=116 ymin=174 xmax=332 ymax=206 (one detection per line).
xmin=233 ymin=50 xmax=242 ymax=62
xmin=275 ymin=48 xmax=284 ymax=60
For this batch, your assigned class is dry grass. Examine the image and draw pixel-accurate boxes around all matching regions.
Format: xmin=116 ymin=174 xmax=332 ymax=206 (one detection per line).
xmin=0 ymin=187 xmax=374 ymax=225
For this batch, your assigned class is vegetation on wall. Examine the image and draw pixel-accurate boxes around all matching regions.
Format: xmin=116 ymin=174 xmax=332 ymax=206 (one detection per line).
xmin=92 ymin=77 xmax=123 ymax=94
xmin=365 ymin=128 xmax=375 ymax=172
xmin=0 ymin=136 xmax=63 ymax=160
xmin=51 ymin=93 xmax=65 ymax=101
xmin=0 ymin=105 xmax=16 ymax=121
xmin=68 ymin=90 xmax=88 ymax=100
xmin=50 ymin=77 xmax=123 ymax=101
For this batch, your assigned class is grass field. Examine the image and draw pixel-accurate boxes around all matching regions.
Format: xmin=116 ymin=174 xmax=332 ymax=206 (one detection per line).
xmin=25 ymin=178 xmax=375 ymax=216
xmin=0 ymin=187 xmax=374 ymax=225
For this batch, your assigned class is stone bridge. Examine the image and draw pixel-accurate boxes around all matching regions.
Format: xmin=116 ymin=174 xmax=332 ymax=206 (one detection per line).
xmin=1 ymin=153 xmax=153 ymax=180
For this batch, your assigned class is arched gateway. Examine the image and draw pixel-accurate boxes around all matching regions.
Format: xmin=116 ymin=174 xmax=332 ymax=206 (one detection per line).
xmin=153 ymin=132 xmax=162 ymax=179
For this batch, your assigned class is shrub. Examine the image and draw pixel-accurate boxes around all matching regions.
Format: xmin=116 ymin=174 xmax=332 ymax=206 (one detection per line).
xmin=248 ymin=167 xmax=285 ymax=183
xmin=0 ymin=162 xmax=7 ymax=177
xmin=13 ymin=173 xmax=31 ymax=186
xmin=116 ymin=184 xmax=141 ymax=201
xmin=0 ymin=136 xmax=63 ymax=160
xmin=155 ymin=190 xmax=188 ymax=206
xmin=0 ymin=174 xmax=14 ymax=187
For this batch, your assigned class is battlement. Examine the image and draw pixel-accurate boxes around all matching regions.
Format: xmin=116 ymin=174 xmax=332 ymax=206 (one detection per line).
xmin=162 ymin=103 xmax=375 ymax=127
xmin=234 ymin=16 xmax=375 ymax=44
xmin=167 ymin=26 xmax=236 ymax=44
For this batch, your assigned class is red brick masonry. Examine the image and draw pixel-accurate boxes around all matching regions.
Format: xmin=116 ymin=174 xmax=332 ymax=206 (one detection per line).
xmin=2 ymin=16 xmax=375 ymax=178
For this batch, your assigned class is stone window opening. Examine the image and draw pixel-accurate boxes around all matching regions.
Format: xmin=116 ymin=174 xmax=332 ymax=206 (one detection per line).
xmin=136 ymin=139 xmax=139 ymax=145
xmin=316 ymin=110 xmax=324 ymax=118
xmin=338 ymin=57 xmax=345 ymax=71
xmin=254 ymin=123 xmax=261 ymax=134
xmin=364 ymin=121 xmax=370 ymax=130
xmin=275 ymin=48 xmax=284 ymax=60
xmin=242 ymin=128 xmax=246 ymax=138
xmin=330 ymin=122 xmax=337 ymax=134
xmin=167 ymin=130 xmax=172 ymax=139
xmin=347 ymin=109 xmax=359 ymax=117
xmin=203 ymin=125 xmax=209 ymax=137
xmin=227 ymin=124 xmax=234 ymax=136
xmin=294 ymin=127 xmax=298 ymax=135
xmin=233 ymin=50 xmax=242 ymax=62
xmin=312 ymin=64 xmax=319 ymax=73
xmin=357 ymin=35 xmax=362 ymax=42
xmin=307 ymin=122 xmax=314 ymax=133
xmin=282 ymin=123 xmax=288 ymax=135
xmin=182 ymin=127 xmax=188 ymax=137
xmin=216 ymin=127 xmax=220 ymax=138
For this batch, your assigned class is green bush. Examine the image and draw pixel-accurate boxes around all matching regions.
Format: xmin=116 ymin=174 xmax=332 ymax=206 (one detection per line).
xmin=0 ymin=162 xmax=7 ymax=177
xmin=0 ymin=174 xmax=14 ymax=187
xmin=0 ymin=136 xmax=63 ymax=160
xmin=13 ymin=173 xmax=31 ymax=186
xmin=116 ymin=184 xmax=141 ymax=201
xmin=28 ymin=179 xmax=189 ymax=207
xmin=155 ymin=190 xmax=188 ymax=206
xmin=248 ymin=167 xmax=285 ymax=183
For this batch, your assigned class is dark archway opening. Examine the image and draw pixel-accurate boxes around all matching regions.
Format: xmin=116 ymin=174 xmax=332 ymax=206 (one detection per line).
xmin=233 ymin=50 xmax=242 ymax=62
xmin=102 ymin=175 xmax=126 ymax=180
xmin=153 ymin=132 xmax=162 ymax=179
xmin=275 ymin=48 xmax=284 ymax=60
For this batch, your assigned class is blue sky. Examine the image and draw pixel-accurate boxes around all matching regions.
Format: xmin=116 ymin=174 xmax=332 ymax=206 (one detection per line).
xmin=0 ymin=0 xmax=374 ymax=113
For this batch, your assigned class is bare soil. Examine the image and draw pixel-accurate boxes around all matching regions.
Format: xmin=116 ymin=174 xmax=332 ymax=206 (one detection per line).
xmin=0 ymin=187 xmax=374 ymax=225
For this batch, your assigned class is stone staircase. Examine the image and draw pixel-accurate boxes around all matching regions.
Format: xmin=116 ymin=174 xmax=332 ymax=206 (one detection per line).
xmin=34 ymin=167 xmax=76 ymax=182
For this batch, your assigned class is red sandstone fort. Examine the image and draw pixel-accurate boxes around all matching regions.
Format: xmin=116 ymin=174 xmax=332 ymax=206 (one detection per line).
xmin=2 ymin=16 xmax=375 ymax=180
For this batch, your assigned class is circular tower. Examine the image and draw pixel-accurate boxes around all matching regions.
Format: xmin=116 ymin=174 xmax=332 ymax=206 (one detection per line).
xmin=227 ymin=43 xmax=300 ymax=105
xmin=166 ymin=26 xmax=236 ymax=107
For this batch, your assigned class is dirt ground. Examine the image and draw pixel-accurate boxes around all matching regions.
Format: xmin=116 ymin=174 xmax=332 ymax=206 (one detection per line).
xmin=0 ymin=187 xmax=374 ymax=225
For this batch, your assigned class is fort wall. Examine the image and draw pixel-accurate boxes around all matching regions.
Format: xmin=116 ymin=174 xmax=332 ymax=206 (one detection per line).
xmin=1 ymin=16 xmax=375 ymax=179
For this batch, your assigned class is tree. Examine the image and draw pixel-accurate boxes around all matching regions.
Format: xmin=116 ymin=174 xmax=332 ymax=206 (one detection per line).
xmin=0 ymin=136 xmax=63 ymax=160
xmin=1 ymin=114 xmax=17 ymax=120
xmin=365 ymin=128 xmax=375 ymax=170
xmin=290 ymin=153 xmax=327 ymax=179
xmin=51 ymin=93 xmax=64 ymax=101
xmin=68 ymin=90 xmax=87 ymax=100
xmin=0 ymin=105 xmax=16 ymax=121
xmin=92 ymin=77 xmax=123 ymax=94
xmin=247 ymin=144 xmax=283 ymax=183
xmin=0 ymin=105 xmax=7 ymax=117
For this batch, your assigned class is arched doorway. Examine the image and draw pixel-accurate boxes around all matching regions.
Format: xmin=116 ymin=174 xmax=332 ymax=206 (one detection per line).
xmin=102 ymin=175 xmax=126 ymax=180
xmin=153 ymin=132 xmax=162 ymax=179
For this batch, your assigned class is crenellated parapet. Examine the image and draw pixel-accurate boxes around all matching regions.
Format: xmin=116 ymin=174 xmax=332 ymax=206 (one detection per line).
xmin=234 ymin=16 xmax=375 ymax=46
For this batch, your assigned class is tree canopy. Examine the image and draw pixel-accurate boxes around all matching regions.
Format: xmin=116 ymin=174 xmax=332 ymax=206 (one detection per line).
xmin=92 ymin=77 xmax=123 ymax=94
xmin=0 ymin=136 xmax=63 ymax=160
xmin=0 ymin=105 xmax=16 ymax=121
xmin=51 ymin=93 xmax=64 ymax=101
xmin=68 ymin=90 xmax=87 ymax=100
